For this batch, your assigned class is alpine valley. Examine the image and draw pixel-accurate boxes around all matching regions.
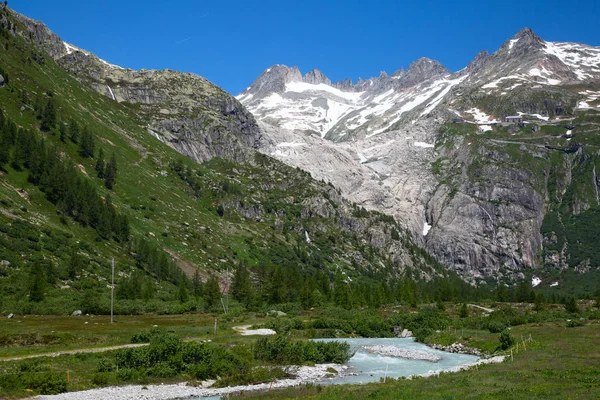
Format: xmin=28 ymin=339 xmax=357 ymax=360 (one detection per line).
xmin=1 ymin=3 xmax=600 ymax=400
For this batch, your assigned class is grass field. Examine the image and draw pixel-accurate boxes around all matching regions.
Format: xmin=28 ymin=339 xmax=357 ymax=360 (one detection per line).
xmin=234 ymin=321 xmax=600 ymax=399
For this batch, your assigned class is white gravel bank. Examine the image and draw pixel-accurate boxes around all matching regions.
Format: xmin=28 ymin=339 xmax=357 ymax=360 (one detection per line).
xmin=361 ymin=345 xmax=442 ymax=362
xmin=412 ymin=355 xmax=506 ymax=378
xmin=36 ymin=364 xmax=346 ymax=400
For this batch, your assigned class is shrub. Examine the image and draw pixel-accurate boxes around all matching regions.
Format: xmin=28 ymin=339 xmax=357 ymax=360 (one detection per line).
xmin=499 ymin=330 xmax=514 ymax=350
xmin=566 ymin=319 xmax=584 ymax=328
xmin=486 ymin=321 xmax=507 ymax=333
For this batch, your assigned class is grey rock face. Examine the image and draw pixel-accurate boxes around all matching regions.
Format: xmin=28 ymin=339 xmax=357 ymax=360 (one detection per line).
xmin=396 ymin=58 xmax=449 ymax=88
xmin=241 ymin=65 xmax=303 ymax=99
xmin=304 ymin=69 xmax=331 ymax=85
xmin=10 ymin=10 xmax=68 ymax=59
xmin=465 ymin=50 xmax=490 ymax=74
xmin=332 ymin=78 xmax=356 ymax=91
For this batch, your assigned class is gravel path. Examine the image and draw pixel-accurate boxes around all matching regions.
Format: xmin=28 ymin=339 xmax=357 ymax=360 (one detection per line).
xmin=468 ymin=304 xmax=494 ymax=313
xmin=0 ymin=343 xmax=149 ymax=362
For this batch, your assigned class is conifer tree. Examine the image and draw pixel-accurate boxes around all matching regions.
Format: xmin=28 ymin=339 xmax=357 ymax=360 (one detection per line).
xmin=79 ymin=126 xmax=95 ymax=158
xmin=68 ymin=117 xmax=79 ymax=143
xmin=178 ymin=281 xmax=189 ymax=303
xmin=192 ymin=268 xmax=203 ymax=299
xmin=59 ymin=121 xmax=67 ymax=142
xmin=40 ymin=99 xmax=56 ymax=132
xmin=95 ymin=147 xmax=105 ymax=178
xmin=29 ymin=262 xmax=46 ymax=302
xmin=104 ymin=153 xmax=117 ymax=189
xmin=203 ymin=275 xmax=221 ymax=310
xmin=231 ymin=261 xmax=252 ymax=306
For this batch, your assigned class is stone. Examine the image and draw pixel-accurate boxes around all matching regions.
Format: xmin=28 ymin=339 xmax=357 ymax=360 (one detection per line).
xmin=267 ymin=310 xmax=287 ymax=317
xmin=7 ymin=313 xmax=14 ymax=319
xmin=72 ymin=310 xmax=82 ymax=316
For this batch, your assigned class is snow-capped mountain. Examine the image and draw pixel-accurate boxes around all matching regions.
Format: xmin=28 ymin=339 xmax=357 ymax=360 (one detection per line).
xmin=238 ymin=28 xmax=600 ymax=142
xmin=239 ymin=28 xmax=600 ymax=282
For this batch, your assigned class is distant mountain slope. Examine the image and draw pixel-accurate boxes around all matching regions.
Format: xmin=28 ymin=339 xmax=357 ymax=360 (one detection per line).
xmin=9 ymin=9 xmax=264 ymax=164
xmin=239 ymin=28 xmax=600 ymax=289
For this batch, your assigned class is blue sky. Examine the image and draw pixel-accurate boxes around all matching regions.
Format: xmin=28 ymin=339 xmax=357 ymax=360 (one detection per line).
xmin=11 ymin=0 xmax=600 ymax=95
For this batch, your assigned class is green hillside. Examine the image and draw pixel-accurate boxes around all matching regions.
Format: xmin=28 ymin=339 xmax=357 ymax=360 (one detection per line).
xmin=0 ymin=6 xmax=484 ymax=317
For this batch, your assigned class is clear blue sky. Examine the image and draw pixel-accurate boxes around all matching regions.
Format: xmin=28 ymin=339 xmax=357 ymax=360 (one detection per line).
xmin=11 ymin=0 xmax=600 ymax=95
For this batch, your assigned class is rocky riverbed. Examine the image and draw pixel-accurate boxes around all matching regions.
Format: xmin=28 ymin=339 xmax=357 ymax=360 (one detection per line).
xmin=361 ymin=344 xmax=442 ymax=362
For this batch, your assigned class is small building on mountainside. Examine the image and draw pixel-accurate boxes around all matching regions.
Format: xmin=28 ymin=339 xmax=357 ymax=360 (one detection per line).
xmin=505 ymin=115 xmax=523 ymax=124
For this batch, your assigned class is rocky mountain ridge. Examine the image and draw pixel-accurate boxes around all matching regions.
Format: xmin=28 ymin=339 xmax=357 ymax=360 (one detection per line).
xmin=8 ymin=9 xmax=264 ymax=164
xmin=240 ymin=28 xmax=600 ymax=283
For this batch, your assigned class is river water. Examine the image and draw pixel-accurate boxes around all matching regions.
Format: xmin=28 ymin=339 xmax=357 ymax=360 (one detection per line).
xmin=192 ymin=338 xmax=479 ymax=399
xmin=314 ymin=337 xmax=479 ymax=384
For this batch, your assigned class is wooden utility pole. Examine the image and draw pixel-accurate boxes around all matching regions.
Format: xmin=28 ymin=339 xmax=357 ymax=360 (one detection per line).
xmin=110 ymin=258 xmax=115 ymax=324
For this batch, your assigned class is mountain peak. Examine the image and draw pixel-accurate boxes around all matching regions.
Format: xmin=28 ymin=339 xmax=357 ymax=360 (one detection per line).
xmin=400 ymin=57 xmax=448 ymax=87
xmin=303 ymin=69 xmax=331 ymax=85
xmin=240 ymin=64 xmax=302 ymax=98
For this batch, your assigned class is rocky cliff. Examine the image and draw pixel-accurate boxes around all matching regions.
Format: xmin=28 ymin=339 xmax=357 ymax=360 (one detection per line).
xmin=240 ymin=28 xmax=600 ymax=284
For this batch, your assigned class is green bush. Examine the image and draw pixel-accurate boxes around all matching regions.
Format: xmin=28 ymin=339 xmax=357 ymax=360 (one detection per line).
xmin=499 ymin=330 xmax=514 ymax=350
xmin=253 ymin=335 xmax=353 ymax=364
xmin=566 ymin=319 xmax=585 ymax=328
xmin=486 ymin=321 xmax=507 ymax=333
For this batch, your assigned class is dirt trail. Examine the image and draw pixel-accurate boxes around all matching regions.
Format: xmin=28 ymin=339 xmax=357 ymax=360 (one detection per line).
xmin=0 ymin=343 xmax=149 ymax=362
xmin=468 ymin=304 xmax=494 ymax=313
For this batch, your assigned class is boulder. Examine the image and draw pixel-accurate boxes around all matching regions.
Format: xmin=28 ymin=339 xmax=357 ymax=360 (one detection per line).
xmin=400 ymin=329 xmax=413 ymax=338
xmin=267 ymin=310 xmax=287 ymax=317
xmin=71 ymin=310 xmax=82 ymax=316
xmin=7 ymin=313 xmax=14 ymax=319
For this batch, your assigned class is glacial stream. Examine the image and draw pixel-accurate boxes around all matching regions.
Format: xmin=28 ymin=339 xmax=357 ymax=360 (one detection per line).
xmin=314 ymin=337 xmax=479 ymax=384
xmin=193 ymin=338 xmax=480 ymax=399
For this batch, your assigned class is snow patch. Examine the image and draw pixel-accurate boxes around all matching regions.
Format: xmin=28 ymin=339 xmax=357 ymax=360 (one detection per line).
xmin=356 ymin=151 xmax=367 ymax=164
xmin=414 ymin=141 xmax=434 ymax=149
xmin=550 ymin=281 xmax=559 ymax=287
xmin=532 ymin=277 xmax=542 ymax=287
xmin=423 ymin=221 xmax=432 ymax=236
xmin=305 ymin=231 xmax=311 ymax=243
xmin=508 ymin=38 xmax=519 ymax=51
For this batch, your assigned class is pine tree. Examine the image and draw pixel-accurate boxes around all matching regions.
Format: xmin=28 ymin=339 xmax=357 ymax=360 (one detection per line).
xmin=68 ymin=118 xmax=79 ymax=143
xmin=192 ymin=268 xmax=203 ymax=299
xmin=565 ymin=297 xmax=579 ymax=313
xmin=29 ymin=262 xmax=46 ymax=302
xmin=59 ymin=121 xmax=67 ymax=142
xmin=333 ymin=274 xmax=352 ymax=309
xmin=231 ymin=262 xmax=252 ymax=306
xmin=40 ymin=99 xmax=56 ymax=132
xmin=459 ymin=303 xmax=469 ymax=318
xmin=104 ymin=153 xmax=117 ymax=189
xmin=68 ymin=251 xmax=85 ymax=280
xmin=95 ymin=148 xmax=105 ymax=178
xmin=178 ymin=281 xmax=189 ymax=303
xmin=79 ymin=126 xmax=95 ymax=158
xmin=203 ymin=275 xmax=221 ymax=310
